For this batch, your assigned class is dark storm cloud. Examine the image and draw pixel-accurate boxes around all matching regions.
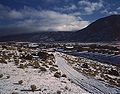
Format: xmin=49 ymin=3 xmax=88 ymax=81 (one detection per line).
xmin=0 ymin=0 xmax=119 ymax=33
xmin=0 ymin=4 xmax=90 ymax=31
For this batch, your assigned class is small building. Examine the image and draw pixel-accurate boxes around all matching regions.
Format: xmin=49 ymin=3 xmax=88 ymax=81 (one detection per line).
xmin=28 ymin=43 xmax=39 ymax=48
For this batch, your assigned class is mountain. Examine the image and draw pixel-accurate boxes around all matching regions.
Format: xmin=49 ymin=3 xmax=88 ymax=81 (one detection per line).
xmin=0 ymin=32 xmax=72 ymax=42
xmin=74 ymin=15 xmax=120 ymax=42
xmin=0 ymin=15 xmax=120 ymax=42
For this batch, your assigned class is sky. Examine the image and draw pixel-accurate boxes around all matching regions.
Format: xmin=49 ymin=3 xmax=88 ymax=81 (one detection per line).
xmin=0 ymin=0 xmax=120 ymax=33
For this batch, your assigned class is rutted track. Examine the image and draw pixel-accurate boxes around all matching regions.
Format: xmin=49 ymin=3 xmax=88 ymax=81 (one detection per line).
xmin=54 ymin=52 xmax=120 ymax=94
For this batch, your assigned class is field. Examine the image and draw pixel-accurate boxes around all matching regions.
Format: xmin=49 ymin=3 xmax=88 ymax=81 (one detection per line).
xmin=0 ymin=42 xmax=120 ymax=94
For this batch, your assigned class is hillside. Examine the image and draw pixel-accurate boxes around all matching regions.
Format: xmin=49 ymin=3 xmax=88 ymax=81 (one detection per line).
xmin=74 ymin=15 xmax=120 ymax=42
xmin=0 ymin=15 xmax=120 ymax=42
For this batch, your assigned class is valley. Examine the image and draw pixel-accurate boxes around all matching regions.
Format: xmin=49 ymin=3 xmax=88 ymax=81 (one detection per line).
xmin=0 ymin=42 xmax=120 ymax=94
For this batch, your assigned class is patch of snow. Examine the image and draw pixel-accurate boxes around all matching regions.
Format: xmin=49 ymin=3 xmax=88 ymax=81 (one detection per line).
xmin=54 ymin=52 xmax=120 ymax=94
xmin=0 ymin=61 xmax=87 ymax=94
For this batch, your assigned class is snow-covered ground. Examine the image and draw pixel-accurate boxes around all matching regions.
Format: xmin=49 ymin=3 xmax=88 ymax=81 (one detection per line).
xmin=0 ymin=43 xmax=119 ymax=94
xmin=0 ymin=59 xmax=88 ymax=94
xmin=54 ymin=52 xmax=120 ymax=94
xmin=59 ymin=52 xmax=120 ymax=87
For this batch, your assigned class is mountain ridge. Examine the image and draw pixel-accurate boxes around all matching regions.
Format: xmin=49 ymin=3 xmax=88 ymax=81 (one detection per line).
xmin=0 ymin=15 xmax=120 ymax=42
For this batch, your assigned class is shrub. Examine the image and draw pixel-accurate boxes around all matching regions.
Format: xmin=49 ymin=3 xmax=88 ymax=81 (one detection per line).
xmin=117 ymin=79 xmax=120 ymax=84
xmin=49 ymin=61 xmax=53 ymax=65
xmin=18 ymin=80 xmax=23 ymax=84
xmin=6 ymin=75 xmax=10 ymax=79
xmin=61 ymin=74 xmax=67 ymax=78
xmin=33 ymin=62 xmax=40 ymax=68
xmin=49 ymin=54 xmax=55 ymax=60
xmin=15 ymin=60 xmax=19 ymax=65
xmin=18 ymin=49 xmax=22 ymax=52
xmin=25 ymin=54 xmax=33 ymax=60
xmin=0 ymin=74 xmax=3 ymax=78
xmin=19 ymin=64 xmax=25 ymax=69
xmin=44 ymin=64 xmax=49 ymax=68
xmin=54 ymin=72 xmax=61 ymax=78
xmin=109 ymin=79 xmax=116 ymax=85
xmin=4 ymin=55 xmax=10 ymax=59
xmin=12 ymin=92 xmax=18 ymax=94
xmin=57 ymin=90 xmax=61 ymax=94
xmin=40 ymin=67 xmax=47 ymax=71
xmin=117 ymin=83 xmax=120 ymax=87
xmin=81 ymin=63 xmax=88 ymax=68
xmin=42 ymin=63 xmax=49 ymax=68
xmin=31 ymin=85 xmax=37 ymax=92
xmin=53 ymin=65 xmax=58 ymax=67
xmin=65 ymin=86 xmax=68 ymax=90
xmin=108 ymin=69 xmax=119 ymax=76
xmin=104 ymin=75 xmax=111 ymax=80
xmin=0 ymin=58 xmax=7 ymax=64
xmin=89 ymin=72 xmax=97 ymax=77
xmin=49 ymin=67 xmax=58 ymax=72
xmin=2 ymin=45 xmax=7 ymax=49
xmin=20 ymin=54 xmax=33 ymax=60
xmin=38 ymin=51 xmax=48 ymax=60
xmin=27 ymin=62 xmax=33 ymax=66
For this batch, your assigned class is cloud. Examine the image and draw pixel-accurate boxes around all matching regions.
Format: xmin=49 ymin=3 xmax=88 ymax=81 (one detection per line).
xmin=108 ymin=11 xmax=119 ymax=15
xmin=101 ymin=9 xmax=108 ymax=14
xmin=54 ymin=4 xmax=77 ymax=12
xmin=0 ymin=4 xmax=90 ymax=31
xmin=64 ymin=4 xmax=77 ymax=10
xmin=117 ymin=7 xmax=120 ymax=10
xmin=101 ymin=9 xmax=119 ymax=15
xmin=8 ymin=10 xmax=23 ymax=19
xmin=16 ymin=10 xmax=89 ymax=31
xmin=78 ymin=0 xmax=103 ymax=15
xmin=0 ymin=4 xmax=10 ymax=19
xmin=43 ymin=0 xmax=56 ymax=2
xmin=0 ymin=4 xmax=23 ymax=19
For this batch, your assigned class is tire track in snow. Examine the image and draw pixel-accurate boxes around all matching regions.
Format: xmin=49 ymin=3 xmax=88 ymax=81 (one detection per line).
xmin=54 ymin=53 xmax=120 ymax=94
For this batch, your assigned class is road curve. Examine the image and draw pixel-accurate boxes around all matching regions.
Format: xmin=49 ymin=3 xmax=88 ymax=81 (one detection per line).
xmin=54 ymin=52 xmax=120 ymax=94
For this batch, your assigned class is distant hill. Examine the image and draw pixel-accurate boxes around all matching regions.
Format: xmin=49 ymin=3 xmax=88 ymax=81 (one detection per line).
xmin=74 ymin=15 xmax=120 ymax=42
xmin=0 ymin=32 xmax=72 ymax=42
xmin=0 ymin=15 xmax=120 ymax=42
